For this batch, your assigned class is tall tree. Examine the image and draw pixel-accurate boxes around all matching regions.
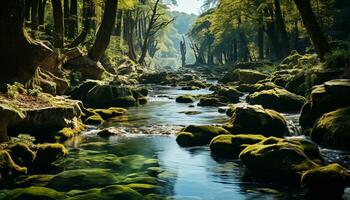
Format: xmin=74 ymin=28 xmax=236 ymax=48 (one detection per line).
xmin=51 ymin=0 xmax=64 ymax=48
xmin=88 ymin=0 xmax=118 ymax=62
xmin=293 ymin=0 xmax=330 ymax=60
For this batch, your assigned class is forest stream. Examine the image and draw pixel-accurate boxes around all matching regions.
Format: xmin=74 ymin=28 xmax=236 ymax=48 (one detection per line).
xmin=3 ymin=82 xmax=344 ymax=200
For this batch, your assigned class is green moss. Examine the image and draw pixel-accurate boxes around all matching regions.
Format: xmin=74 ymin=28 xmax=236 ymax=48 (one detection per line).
xmin=0 ymin=150 xmax=27 ymax=178
xmin=221 ymin=69 xmax=269 ymax=84
xmin=127 ymin=183 xmax=161 ymax=195
xmin=33 ymin=143 xmax=68 ymax=168
xmin=176 ymin=95 xmax=195 ymax=103
xmin=197 ymin=97 xmax=223 ymax=107
xmin=2 ymin=186 xmax=64 ymax=200
xmin=58 ymin=120 xmax=85 ymax=140
xmin=216 ymin=87 xmax=242 ymax=103
xmin=84 ymin=114 xmax=104 ymax=125
xmin=239 ymin=137 xmax=321 ymax=183
xmin=311 ymin=107 xmax=350 ymax=150
xmin=176 ymin=125 xmax=230 ymax=147
xmin=90 ymin=107 xmax=127 ymax=120
xmin=7 ymin=143 xmax=35 ymax=167
xmin=67 ymin=185 xmax=143 ymax=200
xmin=230 ymin=104 xmax=289 ymax=137
xmin=47 ymin=169 xmax=120 ymax=191
xmin=301 ymin=163 xmax=350 ymax=198
xmin=247 ymin=88 xmax=306 ymax=112
xmin=209 ymin=134 xmax=266 ymax=158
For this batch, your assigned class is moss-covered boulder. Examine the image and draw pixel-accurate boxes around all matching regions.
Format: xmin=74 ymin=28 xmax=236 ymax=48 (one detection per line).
xmin=311 ymin=107 xmax=350 ymax=150
xmin=66 ymin=185 xmax=143 ymax=200
xmin=247 ymin=88 xmax=306 ymax=112
xmin=0 ymin=150 xmax=27 ymax=178
xmin=301 ymin=163 xmax=350 ymax=199
xmin=84 ymin=114 xmax=104 ymax=125
xmin=138 ymin=97 xmax=148 ymax=105
xmin=215 ymin=87 xmax=242 ymax=103
xmin=70 ymin=80 xmax=136 ymax=108
xmin=89 ymin=107 xmax=127 ymax=120
xmin=33 ymin=143 xmax=68 ymax=169
xmin=176 ymin=125 xmax=230 ymax=147
xmin=300 ymin=79 xmax=350 ymax=129
xmin=0 ymin=103 xmax=25 ymax=142
xmin=197 ymin=97 xmax=224 ymax=107
xmin=220 ymin=69 xmax=269 ymax=84
xmin=127 ymin=183 xmax=161 ymax=195
xmin=229 ymin=104 xmax=289 ymax=137
xmin=47 ymin=169 xmax=120 ymax=191
xmin=7 ymin=143 xmax=35 ymax=167
xmin=176 ymin=95 xmax=195 ymax=103
xmin=2 ymin=186 xmax=65 ymax=200
xmin=239 ymin=137 xmax=322 ymax=183
xmin=209 ymin=134 xmax=266 ymax=158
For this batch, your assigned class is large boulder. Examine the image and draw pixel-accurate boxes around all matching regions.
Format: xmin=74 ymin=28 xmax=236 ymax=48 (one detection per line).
xmin=220 ymin=69 xmax=269 ymax=84
xmin=311 ymin=107 xmax=350 ymax=150
xmin=176 ymin=95 xmax=195 ymax=103
xmin=2 ymin=186 xmax=65 ymax=200
xmin=215 ymin=86 xmax=243 ymax=103
xmin=209 ymin=134 xmax=266 ymax=158
xmin=33 ymin=143 xmax=68 ymax=169
xmin=176 ymin=125 xmax=230 ymax=147
xmin=301 ymin=163 xmax=350 ymax=199
xmin=300 ymin=79 xmax=350 ymax=129
xmin=247 ymin=88 xmax=306 ymax=112
xmin=239 ymin=137 xmax=322 ymax=183
xmin=70 ymin=80 xmax=136 ymax=108
xmin=229 ymin=104 xmax=289 ymax=137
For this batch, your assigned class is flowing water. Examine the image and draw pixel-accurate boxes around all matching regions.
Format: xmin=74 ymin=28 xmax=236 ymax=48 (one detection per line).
xmin=2 ymin=84 xmax=350 ymax=199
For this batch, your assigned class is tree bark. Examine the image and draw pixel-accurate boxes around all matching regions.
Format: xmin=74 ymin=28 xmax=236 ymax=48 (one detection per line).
xmin=258 ymin=15 xmax=264 ymax=60
xmin=51 ymin=0 xmax=64 ymax=48
xmin=68 ymin=0 xmax=77 ymax=38
xmin=67 ymin=0 xmax=94 ymax=48
xmin=38 ymin=0 xmax=47 ymax=25
xmin=88 ymin=0 xmax=118 ymax=62
xmin=31 ymin=0 xmax=39 ymax=30
xmin=293 ymin=0 xmax=330 ymax=60
xmin=25 ymin=0 xmax=32 ymax=21
xmin=0 ymin=0 xmax=52 ymax=91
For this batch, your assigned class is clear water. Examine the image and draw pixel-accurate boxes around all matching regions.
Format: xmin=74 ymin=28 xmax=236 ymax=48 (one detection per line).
xmin=2 ymin=84 xmax=350 ymax=199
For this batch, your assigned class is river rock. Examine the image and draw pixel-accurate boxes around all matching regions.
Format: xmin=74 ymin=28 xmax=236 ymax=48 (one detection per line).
xmin=176 ymin=125 xmax=230 ymax=147
xmin=176 ymin=95 xmax=195 ymax=103
xmin=246 ymin=88 xmax=306 ymax=112
xmin=301 ymin=163 xmax=350 ymax=199
xmin=197 ymin=97 xmax=225 ymax=107
xmin=300 ymin=79 xmax=350 ymax=129
xmin=71 ymin=80 xmax=136 ymax=108
xmin=89 ymin=107 xmax=127 ymax=120
xmin=0 ymin=150 xmax=27 ymax=178
xmin=215 ymin=86 xmax=243 ymax=103
xmin=209 ymin=134 xmax=266 ymax=158
xmin=311 ymin=107 xmax=350 ymax=150
xmin=220 ymin=69 xmax=269 ymax=84
xmin=239 ymin=137 xmax=322 ymax=183
xmin=2 ymin=186 xmax=64 ymax=200
xmin=33 ymin=143 xmax=68 ymax=169
xmin=228 ymin=104 xmax=289 ymax=137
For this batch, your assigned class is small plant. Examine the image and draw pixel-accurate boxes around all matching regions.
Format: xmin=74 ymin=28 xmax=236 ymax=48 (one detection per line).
xmin=6 ymin=82 xmax=26 ymax=99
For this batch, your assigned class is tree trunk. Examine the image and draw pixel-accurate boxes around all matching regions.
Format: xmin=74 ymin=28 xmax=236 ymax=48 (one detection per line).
xmin=38 ymin=0 xmax=47 ymax=25
xmin=0 ymin=0 xmax=52 ymax=91
xmin=233 ymin=38 xmax=238 ymax=62
xmin=31 ymin=0 xmax=39 ymax=30
xmin=115 ymin=10 xmax=123 ymax=37
xmin=67 ymin=0 xmax=94 ymax=48
xmin=124 ymin=11 xmax=137 ymax=61
xmin=25 ymin=0 xmax=32 ymax=21
xmin=68 ymin=0 xmax=77 ymax=38
xmin=258 ymin=15 xmax=264 ymax=60
xmin=274 ymin=0 xmax=290 ymax=57
xmin=88 ymin=0 xmax=118 ymax=62
xmin=51 ymin=0 xmax=64 ymax=48
xmin=293 ymin=0 xmax=330 ymax=60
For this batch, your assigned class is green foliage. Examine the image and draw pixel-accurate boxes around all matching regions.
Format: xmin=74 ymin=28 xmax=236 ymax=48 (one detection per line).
xmin=325 ymin=49 xmax=350 ymax=68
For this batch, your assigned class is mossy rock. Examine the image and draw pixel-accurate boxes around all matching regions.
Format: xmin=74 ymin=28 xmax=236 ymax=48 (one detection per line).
xmin=254 ymin=82 xmax=283 ymax=92
xmin=66 ymin=185 xmax=143 ymax=200
xmin=176 ymin=125 xmax=230 ymax=147
xmin=127 ymin=183 xmax=161 ymax=195
xmin=300 ymin=79 xmax=350 ymax=129
xmin=85 ymin=114 xmax=104 ymax=125
xmin=176 ymin=95 xmax=195 ymax=103
xmin=33 ymin=143 xmax=68 ymax=169
xmin=301 ymin=163 xmax=350 ymax=199
xmin=239 ymin=137 xmax=321 ymax=183
xmin=0 ymin=150 xmax=27 ymax=178
xmin=181 ymin=86 xmax=200 ymax=90
xmin=90 ymin=107 xmax=127 ymax=120
xmin=7 ymin=143 xmax=35 ymax=167
xmin=215 ymin=87 xmax=242 ymax=103
xmin=229 ymin=104 xmax=289 ymax=137
xmin=197 ymin=97 xmax=224 ymax=107
xmin=220 ymin=69 xmax=269 ymax=84
xmin=247 ymin=88 xmax=306 ymax=112
xmin=2 ymin=186 xmax=64 ymax=200
xmin=15 ymin=175 xmax=54 ymax=187
xmin=311 ymin=107 xmax=350 ymax=150
xmin=56 ymin=154 xmax=122 ymax=170
xmin=58 ymin=120 xmax=85 ymax=140
xmin=97 ymin=128 xmax=121 ymax=138
xmin=236 ymin=84 xmax=257 ymax=93
xmin=139 ymin=97 xmax=148 ymax=105
xmin=209 ymin=134 xmax=266 ymax=158
xmin=47 ymin=169 xmax=120 ymax=191
xmin=186 ymin=79 xmax=208 ymax=88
